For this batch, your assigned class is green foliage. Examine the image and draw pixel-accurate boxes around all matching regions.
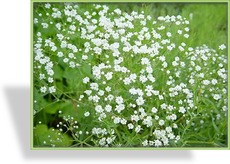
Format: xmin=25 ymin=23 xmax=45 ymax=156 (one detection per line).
xmin=34 ymin=124 xmax=73 ymax=147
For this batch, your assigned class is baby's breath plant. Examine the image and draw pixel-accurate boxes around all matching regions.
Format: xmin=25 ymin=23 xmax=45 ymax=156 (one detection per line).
xmin=33 ymin=3 xmax=227 ymax=148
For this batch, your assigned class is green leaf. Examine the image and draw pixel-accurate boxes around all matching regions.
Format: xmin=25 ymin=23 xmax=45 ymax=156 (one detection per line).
xmin=53 ymin=65 xmax=63 ymax=80
xmin=43 ymin=100 xmax=61 ymax=114
xmin=34 ymin=124 xmax=73 ymax=147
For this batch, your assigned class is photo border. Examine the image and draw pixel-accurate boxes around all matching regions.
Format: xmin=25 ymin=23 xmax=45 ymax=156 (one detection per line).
xmin=30 ymin=0 xmax=230 ymax=150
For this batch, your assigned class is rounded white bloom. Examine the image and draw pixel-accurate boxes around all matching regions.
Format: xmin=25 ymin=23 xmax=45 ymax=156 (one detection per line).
xmin=219 ymin=44 xmax=226 ymax=50
xmin=95 ymin=105 xmax=103 ymax=113
xmin=211 ymin=79 xmax=217 ymax=85
xmin=179 ymin=107 xmax=186 ymax=114
xmin=105 ymin=72 xmax=113 ymax=80
xmin=135 ymin=125 xmax=142 ymax=133
xmin=142 ymin=140 xmax=148 ymax=146
xmin=136 ymin=96 xmax=145 ymax=106
xmin=105 ymin=86 xmax=111 ymax=92
xmin=40 ymin=86 xmax=47 ymax=93
xmin=151 ymin=107 xmax=158 ymax=113
xmin=113 ymin=117 xmax=121 ymax=124
xmin=90 ymin=83 xmax=99 ymax=90
xmin=127 ymin=123 xmax=134 ymax=129
xmin=115 ymin=96 xmax=124 ymax=104
xmin=49 ymin=86 xmax=56 ymax=93
xmin=84 ymin=112 xmax=90 ymax=117
xmin=213 ymin=94 xmax=221 ymax=100
xmin=83 ymin=77 xmax=90 ymax=84
xmin=159 ymin=120 xmax=165 ymax=126
xmin=105 ymin=104 xmax=112 ymax=112
xmin=165 ymin=126 xmax=172 ymax=133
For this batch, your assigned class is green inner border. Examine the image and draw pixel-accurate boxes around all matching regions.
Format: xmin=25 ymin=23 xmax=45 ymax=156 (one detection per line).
xmin=30 ymin=0 xmax=230 ymax=150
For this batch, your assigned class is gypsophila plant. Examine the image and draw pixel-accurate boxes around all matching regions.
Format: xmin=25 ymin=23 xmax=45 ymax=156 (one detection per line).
xmin=33 ymin=3 xmax=227 ymax=148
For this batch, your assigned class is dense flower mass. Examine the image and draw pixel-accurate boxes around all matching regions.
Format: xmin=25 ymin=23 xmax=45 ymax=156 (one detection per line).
xmin=33 ymin=3 xmax=227 ymax=148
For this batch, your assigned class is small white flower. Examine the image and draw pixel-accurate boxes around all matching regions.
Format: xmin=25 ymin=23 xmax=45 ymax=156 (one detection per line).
xmin=142 ymin=140 xmax=148 ymax=146
xmin=83 ymin=77 xmax=90 ymax=84
xmin=105 ymin=86 xmax=111 ymax=92
xmin=82 ymin=55 xmax=88 ymax=60
xmin=211 ymin=79 xmax=217 ymax=85
xmin=48 ymin=77 xmax=54 ymax=83
xmin=154 ymin=139 xmax=162 ymax=147
xmin=135 ymin=125 xmax=142 ymax=133
xmin=151 ymin=107 xmax=158 ymax=113
xmin=105 ymin=104 xmax=112 ymax=112
xmin=40 ymin=86 xmax=47 ymax=93
xmin=159 ymin=120 xmax=165 ymax=126
xmin=84 ymin=112 xmax=90 ymax=117
xmin=165 ymin=127 xmax=172 ymax=133
xmin=219 ymin=44 xmax=226 ymax=50
xmin=127 ymin=123 xmax=134 ymax=129
xmin=213 ymin=94 xmax=221 ymax=100
xmin=113 ymin=117 xmax=121 ymax=124
xmin=49 ymin=86 xmax=56 ymax=93
xmin=115 ymin=96 xmax=124 ymax=104
xmin=57 ymin=52 xmax=63 ymax=57
xmin=90 ymin=83 xmax=99 ymax=90
xmin=179 ymin=107 xmax=186 ymax=114
xmin=195 ymin=65 xmax=201 ymax=71
xmin=136 ymin=96 xmax=145 ymax=106
xmin=105 ymin=72 xmax=113 ymax=80
xmin=45 ymin=3 xmax=51 ymax=8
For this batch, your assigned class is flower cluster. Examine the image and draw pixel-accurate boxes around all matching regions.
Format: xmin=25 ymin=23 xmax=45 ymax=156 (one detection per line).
xmin=33 ymin=3 xmax=227 ymax=147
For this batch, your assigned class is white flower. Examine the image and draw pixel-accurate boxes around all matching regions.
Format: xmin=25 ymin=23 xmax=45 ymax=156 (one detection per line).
xmin=179 ymin=107 xmax=186 ymax=114
xmin=105 ymin=86 xmax=111 ymax=92
xmin=154 ymin=140 xmax=162 ymax=147
xmin=139 ymin=75 xmax=148 ymax=83
xmin=49 ymin=86 xmax=56 ymax=93
xmin=39 ymin=74 xmax=45 ymax=80
xmin=115 ymin=104 xmax=125 ymax=113
xmin=69 ymin=25 xmax=76 ymax=31
xmin=57 ymin=52 xmax=63 ymax=57
xmin=141 ymin=58 xmax=150 ymax=65
xmin=211 ymin=79 xmax=217 ymax=85
xmin=184 ymin=34 xmax=189 ymax=38
xmin=113 ymin=117 xmax=121 ymax=124
xmin=105 ymin=105 xmax=112 ymax=112
xmin=48 ymin=77 xmax=53 ymax=83
xmin=135 ymin=125 xmax=142 ymax=133
xmin=90 ymin=83 xmax=99 ymax=90
xmin=127 ymin=123 xmax=134 ymax=129
xmin=213 ymin=94 xmax=221 ymax=100
xmin=195 ymin=65 xmax=201 ymax=71
xmin=219 ymin=44 xmax=226 ymax=50
xmin=41 ymin=23 xmax=48 ymax=28
xmin=151 ymin=107 xmax=158 ymax=113
xmin=45 ymin=3 xmax=51 ymax=8
xmin=40 ymin=86 xmax=47 ymax=93
xmin=115 ymin=96 xmax=124 ymax=104
xmin=159 ymin=120 xmax=165 ymax=126
xmin=98 ymin=90 xmax=104 ymax=96
xmin=202 ymin=80 xmax=210 ymax=85
xmin=95 ymin=105 xmax=103 ymax=113
xmin=105 ymin=72 xmax=113 ymax=80
xmin=84 ymin=112 xmax=90 ymax=117
xmin=165 ymin=127 xmax=172 ymax=133
xmin=136 ymin=96 xmax=145 ymax=106
xmin=120 ymin=118 xmax=127 ymax=125
xmin=83 ymin=77 xmax=90 ymax=84
xmin=142 ymin=140 xmax=148 ymax=146
xmin=82 ymin=55 xmax=88 ymax=60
